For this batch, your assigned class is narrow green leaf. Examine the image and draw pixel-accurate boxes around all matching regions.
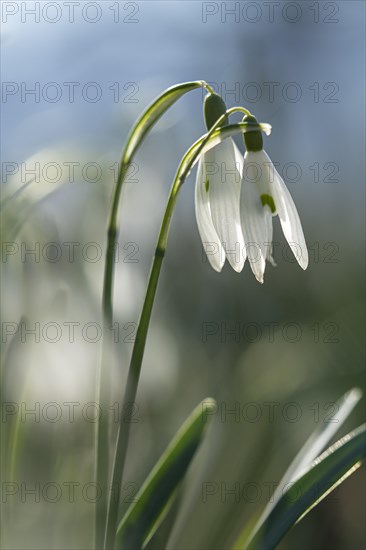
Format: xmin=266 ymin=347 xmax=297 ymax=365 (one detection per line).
xmin=263 ymin=388 xmax=362 ymax=521
xmin=234 ymin=388 xmax=362 ymax=549
xmin=123 ymin=81 xmax=205 ymax=165
xmin=115 ymin=398 xmax=216 ymax=550
xmin=242 ymin=424 xmax=366 ymax=550
xmin=283 ymin=388 xmax=362 ymax=482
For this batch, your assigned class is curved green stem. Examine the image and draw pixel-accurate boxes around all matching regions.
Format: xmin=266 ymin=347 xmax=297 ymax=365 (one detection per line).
xmin=203 ymin=83 xmax=215 ymax=94
xmin=233 ymin=106 xmax=253 ymax=117
xmin=103 ymin=107 xmax=259 ymax=550
xmin=95 ymin=81 xmax=207 ymax=549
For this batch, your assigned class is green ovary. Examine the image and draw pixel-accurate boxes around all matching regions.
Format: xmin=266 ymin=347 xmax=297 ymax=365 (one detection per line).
xmin=260 ymin=193 xmax=276 ymax=214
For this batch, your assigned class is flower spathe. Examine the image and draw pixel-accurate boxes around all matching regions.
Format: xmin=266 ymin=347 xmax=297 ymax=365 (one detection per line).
xmin=240 ymin=148 xmax=309 ymax=283
xmin=195 ymin=137 xmax=245 ymax=273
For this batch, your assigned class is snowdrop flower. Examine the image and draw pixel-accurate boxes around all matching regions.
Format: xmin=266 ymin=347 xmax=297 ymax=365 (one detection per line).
xmin=195 ymin=94 xmax=245 ymax=272
xmin=240 ymin=114 xmax=308 ymax=283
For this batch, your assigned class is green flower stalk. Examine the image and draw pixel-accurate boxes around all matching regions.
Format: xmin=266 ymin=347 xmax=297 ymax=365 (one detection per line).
xmin=95 ymin=81 xmax=208 ymax=550
xmin=103 ymin=104 xmax=271 ymax=549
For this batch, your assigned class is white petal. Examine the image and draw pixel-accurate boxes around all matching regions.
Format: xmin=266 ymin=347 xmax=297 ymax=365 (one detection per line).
xmin=242 ymin=149 xmax=273 ymax=195
xmin=232 ymin=141 xmax=244 ymax=179
xmin=195 ymin=156 xmax=225 ymax=272
xmin=267 ymin=156 xmax=309 ymax=270
xmin=206 ymin=139 xmax=245 ymax=272
xmin=240 ymin=159 xmax=267 ymax=283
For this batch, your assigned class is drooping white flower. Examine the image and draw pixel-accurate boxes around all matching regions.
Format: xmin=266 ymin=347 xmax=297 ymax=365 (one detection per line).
xmin=240 ymin=115 xmax=308 ymax=283
xmin=195 ymin=137 xmax=246 ymax=272
xmin=195 ymin=93 xmax=245 ymax=273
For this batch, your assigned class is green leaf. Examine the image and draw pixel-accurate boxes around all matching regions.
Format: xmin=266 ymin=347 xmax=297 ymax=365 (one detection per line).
xmin=115 ymin=398 xmax=216 ymax=550
xmin=234 ymin=388 xmax=362 ymax=549
xmin=262 ymin=388 xmax=362 ymax=522
xmin=241 ymin=424 xmax=366 ymax=550
xmin=123 ymin=81 xmax=205 ymax=165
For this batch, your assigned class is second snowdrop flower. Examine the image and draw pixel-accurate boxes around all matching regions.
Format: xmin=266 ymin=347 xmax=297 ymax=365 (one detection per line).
xmin=240 ymin=114 xmax=308 ymax=283
xmin=195 ymin=93 xmax=245 ymax=273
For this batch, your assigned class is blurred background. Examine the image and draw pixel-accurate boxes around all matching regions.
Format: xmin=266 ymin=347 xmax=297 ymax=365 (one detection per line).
xmin=1 ymin=1 xmax=365 ymax=548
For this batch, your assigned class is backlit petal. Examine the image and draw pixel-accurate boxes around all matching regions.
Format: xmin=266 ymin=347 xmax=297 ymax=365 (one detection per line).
xmin=240 ymin=156 xmax=267 ymax=283
xmin=195 ymin=156 xmax=225 ymax=272
xmin=206 ymin=139 xmax=245 ymax=272
xmin=267 ymin=158 xmax=309 ymax=270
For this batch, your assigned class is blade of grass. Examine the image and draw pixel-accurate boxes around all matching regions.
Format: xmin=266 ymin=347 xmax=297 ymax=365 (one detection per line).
xmin=234 ymin=388 xmax=362 ymax=549
xmin=115 ymin=399 xmax=216 ymax=550
xmin=238 ymin=424 xmax=366 ymax=550
xmin=144 ymin=490 xmax=183 ymax=550
xmin=264 ymin=388 xmax=362 ymax=520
